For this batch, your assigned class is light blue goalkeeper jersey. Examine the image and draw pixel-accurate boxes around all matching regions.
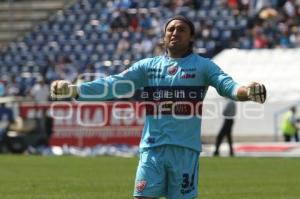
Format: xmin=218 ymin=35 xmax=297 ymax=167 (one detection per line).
xmin=78 ymin=53 xmax=239 ymax=152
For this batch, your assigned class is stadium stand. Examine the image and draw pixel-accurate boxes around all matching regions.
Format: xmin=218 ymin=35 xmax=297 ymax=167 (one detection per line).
xmin=0 ymin=0 xmax=300 ymax=96
xmin=0 ymin=0 xmax=300 ymax=148
xmin=1 ymin=0 xmax=300 ymax=98
xmin=0 ymin=0 xmax=300 ymax=102
xmin=0 ymin=0 xmax=74 ymax=49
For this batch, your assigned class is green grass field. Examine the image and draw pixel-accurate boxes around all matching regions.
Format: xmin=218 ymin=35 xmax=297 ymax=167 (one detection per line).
xmin=0 ymin=156 xmax=299 ymax=199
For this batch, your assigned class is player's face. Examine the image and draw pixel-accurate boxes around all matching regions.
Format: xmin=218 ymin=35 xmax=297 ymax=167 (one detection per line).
xmin=164 ymin=20 xmax=193 ymax=56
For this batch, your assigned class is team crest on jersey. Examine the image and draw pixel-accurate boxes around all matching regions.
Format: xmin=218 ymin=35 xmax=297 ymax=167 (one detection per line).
xmin=136 ymin=180 xmax=147 ymax=192
xmin=167 ymin=65 xmax=178 ymax=75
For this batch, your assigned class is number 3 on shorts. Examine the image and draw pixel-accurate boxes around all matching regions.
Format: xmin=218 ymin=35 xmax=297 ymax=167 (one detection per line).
xmin=182 ymin=173 xmax=195 ymax=189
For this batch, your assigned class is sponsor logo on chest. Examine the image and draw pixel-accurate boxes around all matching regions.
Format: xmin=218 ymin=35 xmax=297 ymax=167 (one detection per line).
xmin=181 ymin=73 xmax=196 ymax=79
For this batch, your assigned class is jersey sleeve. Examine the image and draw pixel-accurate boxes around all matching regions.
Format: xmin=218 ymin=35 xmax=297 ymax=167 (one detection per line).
xmin=205 ymin=59 xmax=240 ymax=100
xmin=77 ymin=59 xmax=148 ymax=101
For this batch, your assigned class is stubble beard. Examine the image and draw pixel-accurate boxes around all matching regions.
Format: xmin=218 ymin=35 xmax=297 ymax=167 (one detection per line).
xmin=166 ymin=42 xmax=190 ymax=57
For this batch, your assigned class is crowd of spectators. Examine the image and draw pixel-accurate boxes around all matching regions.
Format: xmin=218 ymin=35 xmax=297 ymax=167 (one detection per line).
xmin=0 ymin=0 xmax=300 ymax=100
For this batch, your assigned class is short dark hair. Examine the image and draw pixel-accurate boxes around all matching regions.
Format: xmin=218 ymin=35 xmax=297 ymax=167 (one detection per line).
xmin=164 ymin=15 xmax=195 ymax=35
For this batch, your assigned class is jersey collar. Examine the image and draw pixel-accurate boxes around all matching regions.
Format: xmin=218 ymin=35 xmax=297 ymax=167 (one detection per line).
xmin=164 ymin=50 xmax=193 ymax=61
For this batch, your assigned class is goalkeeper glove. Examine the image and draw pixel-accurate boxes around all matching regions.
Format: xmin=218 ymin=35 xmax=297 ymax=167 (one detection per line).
xmin=50 ymin=80 xmax=78 ymax=100
xmin=247 ymin=82 xmax=267 ymax=104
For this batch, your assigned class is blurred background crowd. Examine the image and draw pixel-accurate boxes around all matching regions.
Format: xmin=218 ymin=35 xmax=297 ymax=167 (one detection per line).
xmin=0 ymin=0 xmax=300 ymax=101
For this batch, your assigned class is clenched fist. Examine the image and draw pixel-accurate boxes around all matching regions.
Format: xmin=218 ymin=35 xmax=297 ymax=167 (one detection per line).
xmin=50 ymin=80 xmax=78 ymax=100
xmin=246 ymin=82 xmax=267 ymax=104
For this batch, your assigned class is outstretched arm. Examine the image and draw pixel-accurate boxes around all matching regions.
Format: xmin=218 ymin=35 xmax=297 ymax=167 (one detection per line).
xmin=51 ymin=59 xmax=148 ymax=101
xmin=205 ymin=60 xmax=267 ymax=104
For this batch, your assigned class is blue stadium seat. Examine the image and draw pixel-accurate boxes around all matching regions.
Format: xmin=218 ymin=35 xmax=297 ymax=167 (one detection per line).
xmin=221 ymin=30 xmax=232 ymax=40
xmin=95 ymin=43 xmax=104 ymax=52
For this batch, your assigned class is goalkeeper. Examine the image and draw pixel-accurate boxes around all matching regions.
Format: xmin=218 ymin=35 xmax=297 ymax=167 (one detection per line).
xmin=51 ymin=15 xmax=266 ymax=199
